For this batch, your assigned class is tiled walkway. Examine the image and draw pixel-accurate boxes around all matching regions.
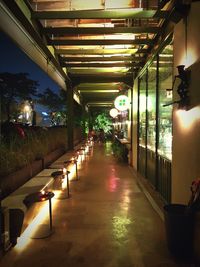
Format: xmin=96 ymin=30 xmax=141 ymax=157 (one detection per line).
xmin=0 ymin=142 xmax=195 ymax=267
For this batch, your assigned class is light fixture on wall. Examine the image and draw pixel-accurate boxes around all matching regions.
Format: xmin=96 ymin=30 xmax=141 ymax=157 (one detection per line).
xmin=109 ymin=108 xmax=119 ymax=118
xmin=163 ymin=65 xmax=190 ymax=110
xmin=114 ymin=95 xmax=129 ymax=111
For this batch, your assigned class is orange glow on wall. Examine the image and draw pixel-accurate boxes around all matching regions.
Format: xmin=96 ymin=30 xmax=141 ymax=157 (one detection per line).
xmin=178 ymin=48 xmax=198 ymax=69
xmin=176 ymin=106 xmax=200 ymax=130
xmin=186 ymin=48 xmax=198 ymax=67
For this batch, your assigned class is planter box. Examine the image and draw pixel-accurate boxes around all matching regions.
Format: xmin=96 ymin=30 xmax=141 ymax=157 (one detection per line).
xmin=42 ymin=147 xmax=65 ymax=168
xmin=0 ymin=147 xmax=65 ymax=200
xmin=0 ymin=159 xmax=43 ymax=199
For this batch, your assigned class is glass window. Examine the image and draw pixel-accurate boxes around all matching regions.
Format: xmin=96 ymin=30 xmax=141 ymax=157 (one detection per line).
xmin=139 ymin=71 xmax=147 ymax=147
xmin=147 ymin=60 xmax=157 ymax=152
xmin=158 ymin=44 xmax=173 ymax=160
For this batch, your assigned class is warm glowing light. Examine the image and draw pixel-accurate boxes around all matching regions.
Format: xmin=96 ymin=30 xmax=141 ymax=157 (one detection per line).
xmin=61 ymin=175 xmax=67 ymax=189
xmin=41 ymin=190 xmax=45 ymax=195
xmin=166 ymin=89 xmax=172 ymax=99
xmin=139 ymin=95 xmax=146 ymax=112
xmin=14 ymin=141 xmax=93 ymax=252
xmin=109 ymin=108 xmax=119 ymax=118
xmin=63 ymin=168 xmax=67 ymax=175
xmin=114 ymin=95 xmax=129 ymax=111
xmin=24 ymin=105 xmax=30 ymax=112
xmin=104 ymin=44 xmax=133 ymax=49
xmin=14 ymin=155 xmax=82 ymax=252
xmin=176 ymin=107 xmax=200 ymax=130
xmin=15 ymin=198 xmax=55 ymax=252
xmin=186 ymin=48 xmax=198 ymax=67
xmin=179 ymin=48 xmax=198 ymax=68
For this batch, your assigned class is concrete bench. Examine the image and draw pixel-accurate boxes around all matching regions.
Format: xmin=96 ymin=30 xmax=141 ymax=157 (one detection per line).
xmin=1 ymin=142 xmax=86 ymax=247
xmin=49 ymin=141 xmax=85 ymax=170
xmin=1 ymin=169 xmax=54 ymax=246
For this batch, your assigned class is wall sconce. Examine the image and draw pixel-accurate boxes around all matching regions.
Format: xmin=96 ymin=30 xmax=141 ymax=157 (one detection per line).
xmin=163 ymin=65 xmax=190 ymax=110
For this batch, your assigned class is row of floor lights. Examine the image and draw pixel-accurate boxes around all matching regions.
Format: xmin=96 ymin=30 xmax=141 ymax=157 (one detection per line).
xmin=15 ymin=138 xmax=94 ymax=252
xmin=62 ymin=138 xmax=94 ymax=196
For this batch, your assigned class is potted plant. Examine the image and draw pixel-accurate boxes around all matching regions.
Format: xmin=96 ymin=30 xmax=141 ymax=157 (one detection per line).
xmin=163 ymin=178 xmax=200 ymax=258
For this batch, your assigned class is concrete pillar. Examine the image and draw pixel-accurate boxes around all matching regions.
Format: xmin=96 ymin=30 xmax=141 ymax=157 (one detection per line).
xmin=82 ymin=105 xmax=87 ymax=138
xmin=131 ymin=78 xmax=139 ymax=169
xmin=66 ymin=81 xmax=74 ymax=150
xmin=172 ymin=2 xmax=200 ymax=203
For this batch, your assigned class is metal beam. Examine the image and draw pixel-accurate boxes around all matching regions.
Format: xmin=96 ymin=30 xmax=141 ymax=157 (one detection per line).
xmin=78 ymin=84 xmax=121 ymax=90
xmin=48 ymin=39 xmax=152 ymax=46
xmin=87 ymin=103 xmax=113 ymax=106
xmin=63 ymin=62 xmax=142 ymax=68
xmin=61 ymin=56 xmax=143 ymax=62
xmin=80 ymin=90 xmax=119 ymax=93
xmin=69 ymin=73 xmax=133 ymax=86
xmin=56 ymin=48 xmax=147 ymax=55
xmin=43 ymin=26 xmax=159 ymax=35
xmin=32 ymin=10 xmax=169 ymax=20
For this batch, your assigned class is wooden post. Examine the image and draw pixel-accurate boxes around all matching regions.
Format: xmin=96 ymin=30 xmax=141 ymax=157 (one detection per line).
xmin=66 ymin=81 xmax=74 ymax=150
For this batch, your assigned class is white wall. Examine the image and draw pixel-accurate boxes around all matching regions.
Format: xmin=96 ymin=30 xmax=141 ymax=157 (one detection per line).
xmin=172 ymin=2 xmax=200 ymax=203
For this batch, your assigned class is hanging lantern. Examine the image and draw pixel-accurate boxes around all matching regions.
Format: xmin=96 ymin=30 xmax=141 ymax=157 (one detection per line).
xmin=114 ymin=95 xmax=129 ymax=111
xmin=109 ymin=108 xmax=119 ymax=118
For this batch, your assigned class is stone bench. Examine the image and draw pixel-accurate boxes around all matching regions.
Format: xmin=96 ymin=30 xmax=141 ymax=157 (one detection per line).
xmin=1 ymin=141 xmax=87 ymax=247
xmin=1 ymin=169 xmax=54 ymax=246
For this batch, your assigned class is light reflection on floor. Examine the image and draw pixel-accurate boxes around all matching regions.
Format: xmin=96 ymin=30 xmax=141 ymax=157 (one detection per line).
xmin=14 ymin=145 xmax=94 ymax=253
xmin=112 ymin=216 xmax=132 ymax=241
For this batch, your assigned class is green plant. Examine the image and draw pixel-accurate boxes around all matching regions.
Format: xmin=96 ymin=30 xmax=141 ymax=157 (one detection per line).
xmin=111 ymin=140 xmax=128 ymax=162
xmin=0 ymin=126 xmax=68 ymax=176
xmin=92 ymin=111 xmax=112 ymax=135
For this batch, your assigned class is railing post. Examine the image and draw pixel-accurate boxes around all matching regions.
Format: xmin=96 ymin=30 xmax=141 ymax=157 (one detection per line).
xmin=66 ymin=80 xmax=74 ymax=150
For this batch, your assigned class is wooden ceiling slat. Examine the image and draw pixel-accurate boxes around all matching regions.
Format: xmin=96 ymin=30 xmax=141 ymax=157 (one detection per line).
xmin=60 ymin=56 xmax=144 ymax=62
xmin=49 ymin=39 xmax=152 ymax=46
xmin=32 ymin=10 xmax=169 ymax=19
xmin=43 ymin=26 xmax=159 ymax=35
xmin=1 ymin=0 xmax=177 ymax=107
xmin=69 ymin=73 xmax=133 ymax=85
xmin=63 ymin=62 xmax=142 ymax=67
xmin=55 ymin=48 xmax=147 ymax=55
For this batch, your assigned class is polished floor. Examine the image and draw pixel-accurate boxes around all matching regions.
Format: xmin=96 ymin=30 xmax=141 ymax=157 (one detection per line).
xmin=0 ymin=142 xmax=196 ymax=267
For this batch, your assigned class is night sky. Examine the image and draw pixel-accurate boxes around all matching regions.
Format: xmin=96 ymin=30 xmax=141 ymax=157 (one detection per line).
xmin=0 ymin=31 xmax=60 ymax=93
xmin=0 ymin=31 xmax=61 ymax=114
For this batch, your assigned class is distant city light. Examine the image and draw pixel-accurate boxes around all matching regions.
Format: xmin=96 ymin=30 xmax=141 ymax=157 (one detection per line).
xmin=42 ymin=112 xmax=48 ymax=116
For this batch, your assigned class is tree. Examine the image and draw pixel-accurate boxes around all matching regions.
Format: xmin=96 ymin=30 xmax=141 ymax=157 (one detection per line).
xmin=37 ymin=87 xmax=67 ymax=125
xmin=0 ymin=72 xmax=39 ymax=121
xmin=37 ymin=87 xmax=65 ymax=111
xmin=93 ymin=111 xmax=112 ymax=134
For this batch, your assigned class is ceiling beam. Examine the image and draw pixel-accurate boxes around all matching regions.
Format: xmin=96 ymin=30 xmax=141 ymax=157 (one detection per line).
xmin=43 ymin=26 xmax=159 ymax=35
xmin=69 ymin=73 xmax=133 ymax=86
xmin=56 ymin=48 xmax=147 ymax=55
xmin=69 ymin=73 xmax=132 ymax=78
xmin=78 ymin=83 xmax=121 ymax=90
xmin=49 ymin=39 xmax=152 ymax=46
xmin=63 ymin=62 xmax=142 ymax=68
xmin=32 ymin=10 xmax=169 ymax=20
xmin=87 ymin=103 xmax=113 ymax=107
xmin=60 ymin=56 xmax=144 ymax=62
xmin=80 ymin=90 xmax=119 ymax=93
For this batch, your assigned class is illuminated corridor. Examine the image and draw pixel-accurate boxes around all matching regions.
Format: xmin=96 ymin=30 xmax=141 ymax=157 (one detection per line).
xmin=0 ymin=142 xmax=187 ymax=267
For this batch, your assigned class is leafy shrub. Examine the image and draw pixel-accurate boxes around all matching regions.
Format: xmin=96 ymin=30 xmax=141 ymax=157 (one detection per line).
xmin=0 ymin=126 xmax=68 ymax=176
xmin=111 ymin=139 xmax=128 ymax=162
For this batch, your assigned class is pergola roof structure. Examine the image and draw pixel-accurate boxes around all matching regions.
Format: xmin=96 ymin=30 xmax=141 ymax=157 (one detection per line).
xmin=0 ymin=0 xmax=188 ymax=109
